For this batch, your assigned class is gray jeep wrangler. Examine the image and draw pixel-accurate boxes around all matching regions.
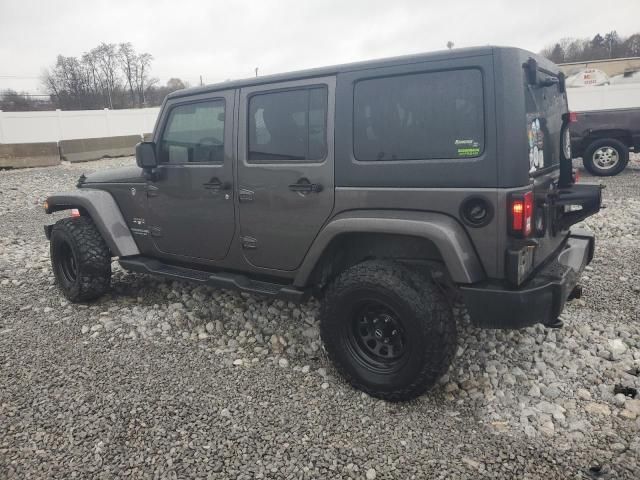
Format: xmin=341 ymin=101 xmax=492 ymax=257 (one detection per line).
xmin=44 ymin=47 xmax=602 ymax=401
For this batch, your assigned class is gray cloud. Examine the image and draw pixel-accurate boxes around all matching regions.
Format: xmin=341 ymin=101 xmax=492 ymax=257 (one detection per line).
xmin=0 ymin=0 xmax=638 ymax=93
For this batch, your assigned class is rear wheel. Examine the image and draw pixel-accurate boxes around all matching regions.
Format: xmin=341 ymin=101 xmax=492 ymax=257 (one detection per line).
xmin=50 ymin=216 xmax=111 ymax=302
xmin=320 ymin=260 xmax=456 ymax=401
xmin=583 ymin=138 xmax=629 ymax=176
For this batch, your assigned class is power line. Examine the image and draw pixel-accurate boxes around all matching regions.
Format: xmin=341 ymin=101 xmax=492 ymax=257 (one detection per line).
xmin=0 ymin=75 xmax=41 ymax=79
xmin=0 ymin=92 xmax=51 ymax=97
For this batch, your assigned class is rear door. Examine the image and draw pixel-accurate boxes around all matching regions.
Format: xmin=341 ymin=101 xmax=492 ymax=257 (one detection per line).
xmin=237 ymin=77 xmax=335 ymax=271
xmin=524 ymin=61 xmax=571 ymax=268
xmin=148 ymin=91 xmax=235 ymax=261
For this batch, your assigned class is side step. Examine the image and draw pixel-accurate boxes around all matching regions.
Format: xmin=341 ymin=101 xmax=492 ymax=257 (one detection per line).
xmin=118 ymin=256 xmax=306 ymax=302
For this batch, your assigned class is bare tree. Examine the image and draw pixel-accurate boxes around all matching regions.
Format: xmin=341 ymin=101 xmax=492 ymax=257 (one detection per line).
xmin=135 ymin=52 xmax=154 ymax=106
xmin=624 ymin=34 xmax=640 ymax=57
xmin=119 ymin=42 xmax=138 ymax=106
xmin=40 ymin=41 xmax=191 ymax=110
xmin=91 ymin=43 xmax=121 ymax=109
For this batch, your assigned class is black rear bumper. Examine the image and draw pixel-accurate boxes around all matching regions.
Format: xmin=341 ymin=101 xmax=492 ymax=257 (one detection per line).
xmin=460 ymin=229 xmax=595 ymax=329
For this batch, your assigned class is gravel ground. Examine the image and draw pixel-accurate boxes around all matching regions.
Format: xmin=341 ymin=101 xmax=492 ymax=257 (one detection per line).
xmin=1 ymin=156 xmax=639 ymax=479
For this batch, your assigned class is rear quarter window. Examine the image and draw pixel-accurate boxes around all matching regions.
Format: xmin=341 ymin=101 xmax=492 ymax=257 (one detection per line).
xmin=353 ymin=69 xmax=485 ymax=161
xmin=525 ymin=73 xmax=566 ymax=174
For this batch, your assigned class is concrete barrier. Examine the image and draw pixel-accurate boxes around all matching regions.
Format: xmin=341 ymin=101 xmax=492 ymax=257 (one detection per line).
xmin=0 ymin=142 xmax=60 ymax=168
xmin=59 ymin=134 xmax=142 ymax=163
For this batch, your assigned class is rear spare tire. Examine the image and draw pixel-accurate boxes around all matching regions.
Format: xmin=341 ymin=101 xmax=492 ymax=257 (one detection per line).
xmin=50 ymin=216 xmax=111 ymax=302
xmin=320 ymin=260 xmax=456 ymax=402
xmin=583 ymin=138 xmax=628 ymax=176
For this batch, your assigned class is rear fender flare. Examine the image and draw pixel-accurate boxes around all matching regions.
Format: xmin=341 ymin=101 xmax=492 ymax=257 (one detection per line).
xmin=294 ymin=210 xmax=485 ymax=287
xmin=45 ymin=190 xmax=140 ymax=257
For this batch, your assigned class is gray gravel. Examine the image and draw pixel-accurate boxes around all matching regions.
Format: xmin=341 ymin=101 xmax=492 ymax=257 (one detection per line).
xmin=1 ymin=156 xmax=639 ymax=479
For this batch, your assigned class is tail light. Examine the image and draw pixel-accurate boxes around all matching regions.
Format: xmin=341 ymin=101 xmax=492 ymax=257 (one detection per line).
xmin=509 ymin=191 xmax=533 ymax=237
xmin=568 ymin=111 xmax=578 ymax=123
xmin=70 ymin=208 xmax=81 ymax=218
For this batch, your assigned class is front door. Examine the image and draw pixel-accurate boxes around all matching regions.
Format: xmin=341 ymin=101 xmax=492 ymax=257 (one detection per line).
xmin=148 ymin=91 xmax=235 ymax=261
xmin=237 ymin=77 xmax=335 ymax=271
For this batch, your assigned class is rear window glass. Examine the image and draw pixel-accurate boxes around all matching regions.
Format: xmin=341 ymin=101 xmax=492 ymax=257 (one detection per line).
xmin=525 ymin=71 xmax=564 ymax=173
xmin=353 ymin=69 xmax=484 ymax=161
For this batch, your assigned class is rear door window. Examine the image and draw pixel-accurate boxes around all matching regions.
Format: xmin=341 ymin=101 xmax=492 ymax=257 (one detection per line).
xmin=248 ymin=87 xmax=327 ymax=162
xmin=353 ymin=69 xmax=484 ymax=161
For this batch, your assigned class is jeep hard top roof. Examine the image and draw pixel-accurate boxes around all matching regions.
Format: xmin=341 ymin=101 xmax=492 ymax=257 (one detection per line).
xmin=167 ymin=46 xmax=556 ymax=100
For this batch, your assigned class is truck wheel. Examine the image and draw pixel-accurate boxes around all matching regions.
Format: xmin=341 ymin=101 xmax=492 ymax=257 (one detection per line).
xmin=320 ymin=260 xmax=456 ymax=402
xmin=50 ymin=217 xmax=111 ymax=302
xmin=583 ymin=138 xmax=629 ymax=176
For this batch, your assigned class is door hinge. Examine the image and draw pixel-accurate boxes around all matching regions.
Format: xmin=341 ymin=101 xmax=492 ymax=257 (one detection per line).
xmin=240 ymin=236 xmax=257 ymax=249
xmin=239 ymin=188 xmax=254 ymax=202
xmin=150 ymin=226 xmax=162 ymax=237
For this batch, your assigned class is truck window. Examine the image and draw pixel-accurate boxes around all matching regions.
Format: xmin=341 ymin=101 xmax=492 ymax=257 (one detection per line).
xmin=353 ymin=69 xmax=484 ymax=161
xmin=248 ymin=87 xmax=327 ymax=162
xmin=159 ymin=99 xmax=225 ymax=164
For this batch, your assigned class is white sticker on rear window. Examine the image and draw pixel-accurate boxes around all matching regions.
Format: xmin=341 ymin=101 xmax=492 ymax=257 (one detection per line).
xmin=527 ymin=114 xmax=545 ymax=173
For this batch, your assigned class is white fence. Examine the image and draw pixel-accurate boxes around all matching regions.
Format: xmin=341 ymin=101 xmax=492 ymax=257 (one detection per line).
xmin=3 ymin=85 xmax=640 ymax=144
xmin=0 ymin=107 xmax=160 ymax=144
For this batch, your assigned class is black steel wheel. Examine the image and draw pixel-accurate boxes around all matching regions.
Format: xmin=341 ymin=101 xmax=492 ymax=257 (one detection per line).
xmin=50 ymin=216 xmax=112 ymax=302
xmin=347 ymin=299 xmax=408 ymax=372
xmin=55 ymin=239 xmax=78 ymax=284
xmin=320 ymin=260 xmax=456 ymax=402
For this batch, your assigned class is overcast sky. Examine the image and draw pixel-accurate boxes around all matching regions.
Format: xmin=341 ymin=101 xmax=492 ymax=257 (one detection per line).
xmin=1 ymin=0 xmax=638 ymax=94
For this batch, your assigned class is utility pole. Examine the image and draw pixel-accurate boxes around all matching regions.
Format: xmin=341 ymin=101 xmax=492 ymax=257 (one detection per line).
xmin=255 ymin=67 xmax=259 ymax=77
xmin=200 ymin=75 xmax=203 ymax=86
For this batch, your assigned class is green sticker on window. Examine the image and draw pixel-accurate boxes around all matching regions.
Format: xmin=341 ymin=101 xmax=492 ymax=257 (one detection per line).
xmin=457 ymin=147 xmax=480 ymax=157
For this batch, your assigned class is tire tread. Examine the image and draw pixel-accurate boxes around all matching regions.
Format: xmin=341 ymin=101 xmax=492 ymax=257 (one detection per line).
xmin=50 ymin=216 xmax=111 ymax=302
xmin=320 ymin=260 xmax=456 ymax=402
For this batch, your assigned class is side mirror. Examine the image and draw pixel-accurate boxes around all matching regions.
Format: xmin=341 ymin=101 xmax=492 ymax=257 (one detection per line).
xmin=524 ymin=58 xmax=538 ymax=86
xmin=136 ymin=142 xmax=157 ymax=169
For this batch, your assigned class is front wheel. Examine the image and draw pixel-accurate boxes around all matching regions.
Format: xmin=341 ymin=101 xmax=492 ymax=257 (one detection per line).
xmin=320 ymin=260 xmax=456 ymax=402
xmin=582 ymin=138 xmax=629 ymax=176
xmin=50 ymin=216 xmax=112 ymax=302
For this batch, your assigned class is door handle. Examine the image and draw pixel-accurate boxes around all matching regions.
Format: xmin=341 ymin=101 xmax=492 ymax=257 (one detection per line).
xmin=288 ymin=178 xmax=323 ymax=194
xmin=203 ymin=178 xmax=231 ymax=191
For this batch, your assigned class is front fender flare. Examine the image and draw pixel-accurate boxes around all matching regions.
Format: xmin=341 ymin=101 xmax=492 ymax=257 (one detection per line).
xmin=45 ymin=190 xmax=140 ymax=257
xmin=294 ymin=210 xmax=485 ymax=287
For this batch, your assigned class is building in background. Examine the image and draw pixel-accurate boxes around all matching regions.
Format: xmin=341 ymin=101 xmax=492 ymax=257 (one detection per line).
xmin=559 ymin=56 xmax=640 ymax=86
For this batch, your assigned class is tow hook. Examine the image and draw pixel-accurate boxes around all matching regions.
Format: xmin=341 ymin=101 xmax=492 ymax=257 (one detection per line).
xmin=568 ymin=284 xmax=583 ymax=300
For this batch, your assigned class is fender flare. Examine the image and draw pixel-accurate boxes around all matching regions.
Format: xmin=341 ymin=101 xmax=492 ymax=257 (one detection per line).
xmin=45 ymin=190 xmax=140 ymax=257
xmin=294 ymin=210 xmax=485 ymax=287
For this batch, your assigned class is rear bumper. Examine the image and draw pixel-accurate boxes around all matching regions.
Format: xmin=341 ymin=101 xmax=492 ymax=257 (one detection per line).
xmin=460 ymin=229 xmax=595 ymax=329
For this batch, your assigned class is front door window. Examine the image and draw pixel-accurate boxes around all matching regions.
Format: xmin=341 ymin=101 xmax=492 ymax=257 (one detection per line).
xmin=159 ymin=100 xmax=225 ymax=164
